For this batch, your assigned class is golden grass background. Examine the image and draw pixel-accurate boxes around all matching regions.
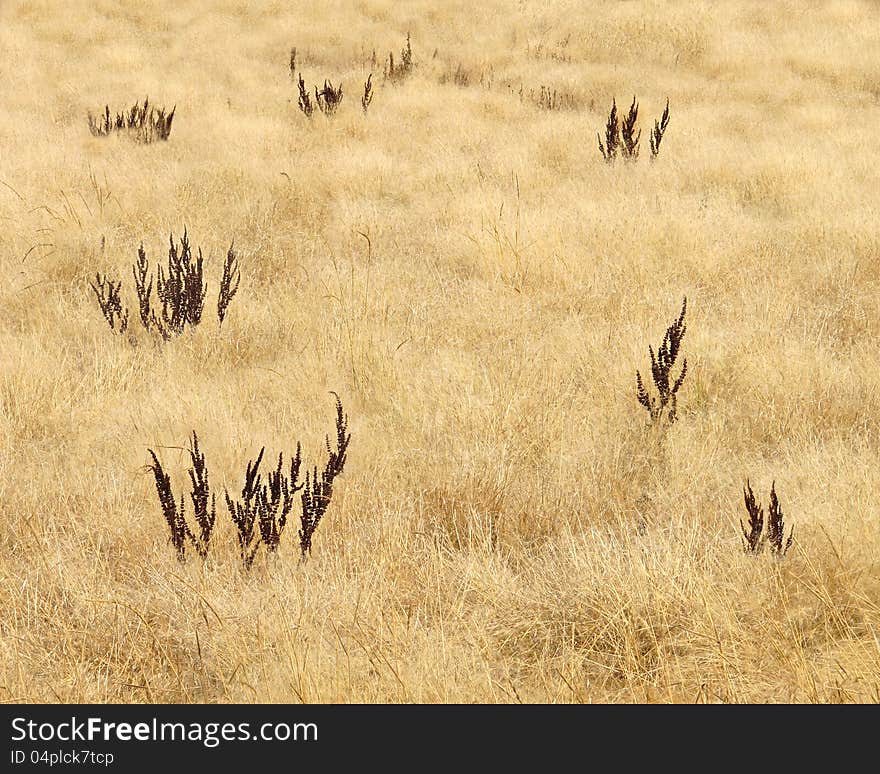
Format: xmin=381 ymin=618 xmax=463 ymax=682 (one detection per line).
xmin=2 ymin=0 xmax=880 ymax=702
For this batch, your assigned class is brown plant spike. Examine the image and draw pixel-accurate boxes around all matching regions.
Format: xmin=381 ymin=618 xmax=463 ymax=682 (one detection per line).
xmin=766 ymin=481 xmax=794 ymax=556
xmin=90 ymin=273 xmax=129 ymax=333
xmin=598 ymin=98 xmax=620 ymax=162
xmin=299 ymin=394 xmax=350 ymax=560
xmin=225 ymin=447 xmax=265 ymax=569
xmin=384 ymin=33 xmax=414 ymax=84
xmin=531 ymin=85 xmax=576 ymax=111
xmin=650 ymin=99 xmax=670 ymax=159
xmin=187 ymin=432 xmax=216 ymax=559
xmin=400 ymin=33 xmax=413 ymax=72
xmin=132 ymin=245 xmax=153 ymax=329
xmin=361 ymin=73 xmax=374 ymax=114
xmin=452 ymin=63 xmax=470 ymax=87
xmin=636 ymin=297 xmax=688 ymax=424
xmin=297 ymin=74 xmax=314 ymax=117
xmin=147 ymin=432 xmax=215 ymax=563
xmin=741 ymin=480 xmax=793 ymax=556
xmin=217 ymin=243 xmax=240 ymax=327
xmin=147 ymin=449 xmax=188 ymax=563
xmin=620 ymin=96 xmax=641 ymax=159
xmin=741 ymin=479 xmax=765 ymax=553
xmin=257 ymin=447 xmax=303 ymax=554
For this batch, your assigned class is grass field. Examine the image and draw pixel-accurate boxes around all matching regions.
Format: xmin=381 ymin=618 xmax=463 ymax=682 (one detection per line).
xmin=2 ymin=0 xmax=880 ymax=703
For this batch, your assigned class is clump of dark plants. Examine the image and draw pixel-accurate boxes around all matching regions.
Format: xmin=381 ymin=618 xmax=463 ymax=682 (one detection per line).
xmin=316 ymin=80 xmax=344 ymax=116
xmin=297 ymin=74 xmax=344 ymax=117
xmin=148 ymin=396 xmax=351 ymax=569
xmin=636 ymin=297 xmax=688 ymax=424
xmin=90 ymin=273 xmax=129 ymax=333
xmin=528 ymin=85 xmax=578 ymax=111
xmin=439 ymin=63 xmax=471 ymax=88
xmin=526 ymin=36 xmax=572 ymax=64
xmin=599 ymin=96 xmax=669 ymax=162
xmin=440 ymin=63 xmax=494 ymax=90
xmin=87 ymin=98 xmax=175 ymax=143
xmin=384 ymin=33 xmax=414 ymax=84
xmin=148 ymin=229 xmax=207 ymax=338
xmin=599 ymin=97 xmax=640 ymax=161
xmin=92 ymin=229 xmax=241 ymax=339
xmin=451 ymin=63 xmax=470 ymax=88
xmin=148 ymin=432 xmax=216 ymax=563
xmin=224 ymin=445 xmax=303 ymax=569
xmin=741 ymin=480 xmax=794 ymax=556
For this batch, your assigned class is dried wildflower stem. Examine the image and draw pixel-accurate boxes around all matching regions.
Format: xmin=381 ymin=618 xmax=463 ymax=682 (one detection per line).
xmin=149 ymin=397 xmax=350 ymax=568
xmin=650 ymin=99 xmax=670 ymax=159
xmin=95 ymin=230 xmax=241 ymax=340
xmin=741 ymin=479 xmax=765 ymax=553
xmin=636 ymin=297 xmax=688 ymax=424
xmin=620 ymin=96 xmax=640 ymax=159
xmin=187 ymin=433 xmax=216 ymax=559
xmin=132 ymin=245 xmax=152 ymax=329
xmin=87 ymin=97 xmax=175 ymax=143
xmin=90 ymin=273 xmax=129 ymax=333
xmin=384 ymin=33 xmax=414 ymax=84
xmin=225 ymin=447 xmax=264 ymax=569
xmin=599 ymin=96 xmax=668 ymax=162
xmin=361 ymin=73 xmax=373 ymax=114
xmin=598 ymin=98 xmax=620 ymax=162
xmin=147 ymin=432 xmax=214 ymax=562
xmin=217 ymin=243 xmax=240 ymax=327
xmin=150 ymin=229 xmax=207 ymax=339
xmin=223 ymin=395 xmax=350 ymax=567
xmin=741 ymin=479 xmax=793 ymax=556
xmin=766 ymin=481 xmax=794 ymax=556
xmin=297 ymin=74 xmax=314 ymax=117
xmin=299 ymin=393 xmax=350 ymax=560
xmin=316 ymin=80 xmax=343 ymax=116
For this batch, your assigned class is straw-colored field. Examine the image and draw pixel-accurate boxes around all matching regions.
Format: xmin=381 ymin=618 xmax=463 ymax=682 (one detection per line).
xmin=2 ymin=0 xmax=879 ymax=703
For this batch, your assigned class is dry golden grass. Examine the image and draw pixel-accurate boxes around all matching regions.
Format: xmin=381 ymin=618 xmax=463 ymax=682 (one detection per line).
xmin=2 ymin=0 xmax=880 ymax=703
